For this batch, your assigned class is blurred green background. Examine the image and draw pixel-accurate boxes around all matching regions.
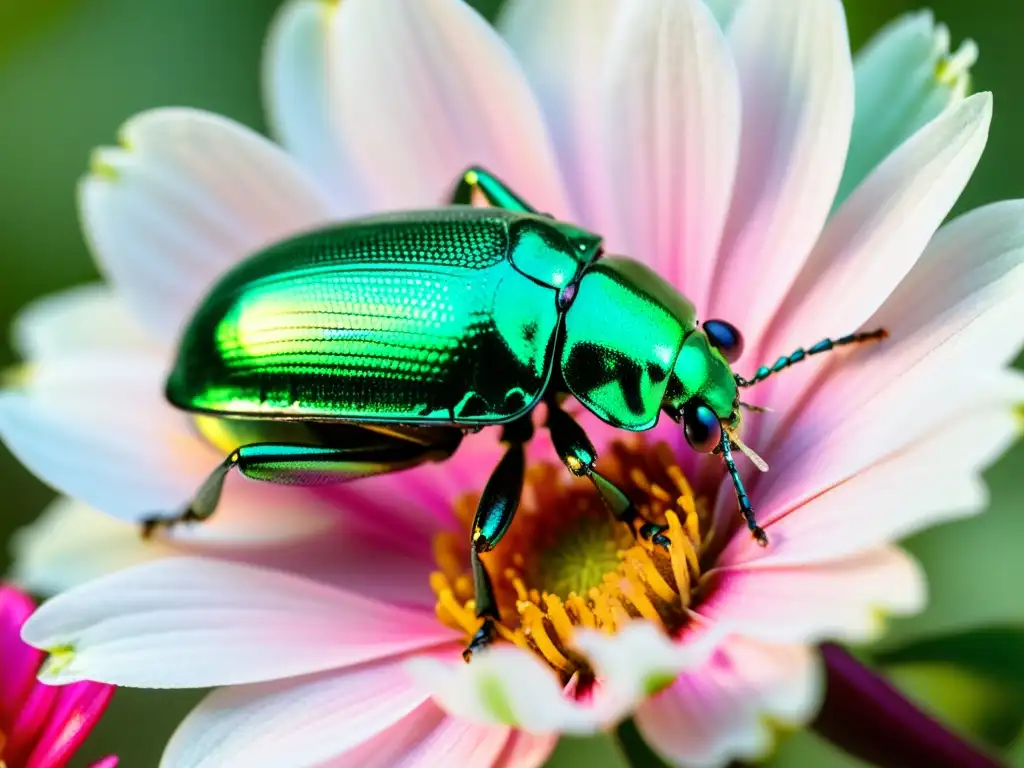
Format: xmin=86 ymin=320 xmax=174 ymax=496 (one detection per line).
xmin=1 ymin=0 xmax=1023 ymax=765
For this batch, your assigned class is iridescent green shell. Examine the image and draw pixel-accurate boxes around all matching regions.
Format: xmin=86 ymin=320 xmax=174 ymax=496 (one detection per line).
xmin=166 ymin=208 xmax=600 ymax=426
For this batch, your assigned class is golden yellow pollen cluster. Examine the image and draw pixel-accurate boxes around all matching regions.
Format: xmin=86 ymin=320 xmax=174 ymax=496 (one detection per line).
xmin=431 ymin=441 xmax=713 ymax=680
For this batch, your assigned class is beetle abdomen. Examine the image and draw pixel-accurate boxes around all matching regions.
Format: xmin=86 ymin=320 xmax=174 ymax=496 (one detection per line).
xmin=167 ymin=209 xmax=561 ymax=425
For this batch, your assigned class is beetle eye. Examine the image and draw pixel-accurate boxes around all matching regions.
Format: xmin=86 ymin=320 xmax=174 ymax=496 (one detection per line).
xmin=682 ymin=401 xmax=722 ymax=453
xmin=704 ymin=319 xmax=744 ymax=363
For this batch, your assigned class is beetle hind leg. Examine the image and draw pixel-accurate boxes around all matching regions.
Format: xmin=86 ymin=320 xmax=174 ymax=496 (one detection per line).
xmin=140 ymin=426 xmax=462 ymax=538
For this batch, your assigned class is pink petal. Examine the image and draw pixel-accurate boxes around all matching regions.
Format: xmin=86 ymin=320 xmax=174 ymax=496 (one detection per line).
xmin=23 ymin=682 xmax=114 ymax=768
xmin=635 ymin=637 xmax=820 ymax=767
xmin=0 ymin=585 xmax=41 ymax=728
xmin=695 ymin=547 xmax=925 ymax=644
xmin=81 ymin=108 xmax=340 ymax=342
xmin=710 ymin=0 xmax=854 ymax=350
xmin=4 ymin=680 xmax=59 ymax=767
xmin=500 ymin=0 xmax=620 ymax=229
xmin=600 ymin=0 xmax=740 ymax=312
xmin=492 ymin=731 xmax=559 ymax=768
xmin=330 ymin=0 xmax=570 ymax=216
xmin=22 ymin=558 xmax=457 ymax=688
xmin=88 ymin=758 xmax=119 ymax=768
xmin=263 ymin=0 xmax=362 ymax=211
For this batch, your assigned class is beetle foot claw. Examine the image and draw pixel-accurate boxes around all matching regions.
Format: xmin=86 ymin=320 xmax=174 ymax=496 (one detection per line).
xmin=139 ymin=508 xmax=201 ymax=540
xmin=463 ymin=619 xmax=498 ymax=663
xmin=638 ymin=521 xmax=671 ymax=550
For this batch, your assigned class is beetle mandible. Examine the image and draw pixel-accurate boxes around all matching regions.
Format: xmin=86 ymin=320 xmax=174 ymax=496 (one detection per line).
xmin=151 ymin=167 xmax=886 ymax=659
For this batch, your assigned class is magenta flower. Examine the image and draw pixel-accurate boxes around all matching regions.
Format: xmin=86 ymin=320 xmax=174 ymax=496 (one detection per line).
xmin=0 ymin=586 xmax=115 ymax=768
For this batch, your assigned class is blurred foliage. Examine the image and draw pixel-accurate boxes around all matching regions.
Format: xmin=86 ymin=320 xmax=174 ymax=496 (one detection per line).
xmin=0 ymin=0 xmax=1021 ymax=766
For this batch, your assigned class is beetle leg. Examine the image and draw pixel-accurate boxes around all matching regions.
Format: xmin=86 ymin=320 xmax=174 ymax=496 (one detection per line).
xmin=545 ymin=402 xmax=671 ymax=549
xmin=140 ymin=432 xmax=461 ymax=538
xmin=450 ymin=166 xmax=538 ymax=213
xmin=464 ymin=417 xmax=533 ymax=661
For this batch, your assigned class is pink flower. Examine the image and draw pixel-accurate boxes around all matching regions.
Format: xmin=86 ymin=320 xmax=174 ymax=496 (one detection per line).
xmin=0 ymin=586 xmax=115 ymax=768
xmin=4 ymin=1 xmax=1022 ymax=767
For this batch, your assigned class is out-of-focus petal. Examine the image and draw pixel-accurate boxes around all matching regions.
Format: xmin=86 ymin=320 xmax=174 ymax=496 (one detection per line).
xmin=500 ymin=0 xmax=619 ymax=229
xmin=81 ymin=108 xmax=340 ymax=342
xmin=837 ymin=10 xmax=977 ymax=206
xmin=22 ymin=558 xmax=456 ymax=688
xmin=710 ymin=0 xmax=853 ymax=349
xmin=23 ymin=681 xmax=114 ymax=768
xmin=702 ymin=0 xmax=741 ymax=30
xmin=695 ymin=547 xmax=925 ymax=644
xmin=636 ymin=638 xmax=820 ymax=768
xmin=408 ymin=622 xmax=720 ymax=735
xmin=0 ymin=585 xmax=40 ymax=727
xmin=263 ymin=0 xmax=363 ymax=210
xmin=601 ymin=0 xmax=740 ymax=311
xmin=493 ymin=730 xmax=560 ymax=768
xmin=9 ymin=498 xmax=172 ymax=596
xmin=11 ymin=285 xmax=152 ymax=362
xmin=331 ymin=0 xmax=570 ymax=216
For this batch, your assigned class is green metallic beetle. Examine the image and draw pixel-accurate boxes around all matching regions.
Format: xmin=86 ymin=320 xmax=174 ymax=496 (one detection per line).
xmin=153 ymin=167 xmax=885 ymax=658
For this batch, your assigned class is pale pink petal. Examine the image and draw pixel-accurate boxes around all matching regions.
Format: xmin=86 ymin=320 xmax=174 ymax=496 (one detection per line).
xmin=161 ymin=655 xmax=443 ymax=767
xmin=636 ymin=638 xmax=820 ymax=768
xmin=10 ymin=498 xmax=172 ymax=596
xmin=23 ymin=681 xmax=114 ymax=768
xmin=0 ymin=586 xmax=40 ymax=726
xmin=722 ymin=402 xmax=1021 ymax=569
xmin=500 ymin=0 xmax=620 ymax=228
xmin=263 ymin=0 xmax=362 ymax=210
xmin=492 ymin=731 xmax=559 ymax=768
xmin=22 ymin=558 xmax=456 ymax=688
xmin=81 ymin=108 xmax=340 ymax=342
xmin=331 ymin=0 xmax=569 ymax=216
xmin=710 ymin=0 xmax=853 ymax=348
xmin=12 ymin=285 xmax=152 ymax=362
xmin=409 ymin=622 xmax=720 ymax=735
xmin=753 ymin=92 xmax=992 ymax=427
xmin=695 ymin=547 xmax=925 ymax=644
xmin=0 ymin=353 xmax=336 ymax=542
xmin=601 ymin=0 xmax=740 ymax=311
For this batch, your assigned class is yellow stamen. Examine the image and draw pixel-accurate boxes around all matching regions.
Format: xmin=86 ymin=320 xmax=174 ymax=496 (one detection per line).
xmin=431 ymin=439 xmax=712 ymax=679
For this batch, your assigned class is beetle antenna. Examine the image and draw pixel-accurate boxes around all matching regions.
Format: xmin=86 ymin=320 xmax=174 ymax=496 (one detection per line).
xmin=739 ymin=401 xmax=773 ymax=414
xmin=720 ymin=427 xmax=768 ymax=547
xmin=735 ymin=328 xmax=887 ymax=388
xmin=730 ymin=432 xmax=769 ymax=473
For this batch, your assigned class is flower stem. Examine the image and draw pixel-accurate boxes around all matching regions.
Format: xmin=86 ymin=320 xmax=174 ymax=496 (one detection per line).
xmin=814 ymin=643 xmax=1004 ymax=768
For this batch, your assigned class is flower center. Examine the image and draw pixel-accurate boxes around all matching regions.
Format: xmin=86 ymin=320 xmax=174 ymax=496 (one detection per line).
xmin=431 ymin=440 xmax=712 ymax=680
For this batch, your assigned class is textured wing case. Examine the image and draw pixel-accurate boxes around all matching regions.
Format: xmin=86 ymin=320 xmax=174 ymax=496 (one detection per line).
xmin=166 ymin=209 xmax=561 ymax=424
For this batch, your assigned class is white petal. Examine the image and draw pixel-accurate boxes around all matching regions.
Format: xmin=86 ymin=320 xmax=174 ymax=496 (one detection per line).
xmin=331 ymin=0 xmax=570 ymax=216
xmin=763 ymin=93 xmax=991 ymax=379
xmin=81 ymin=108 xmax=340 ymax=342
xmin=601 ymin=0 xmax=740 ymax=311
xmin=702 ymin=0 xmax=741 ymax=30
xmin=695 ymin=547 xmax=925 ymax=644
xmin=407 ymin=621 xmax=720 ymax=735
xmin=263 ymin=0 xmax=362 ymax=210
xmin=709 ymin=0 xmax=853 ymax=346
xmin=868 ymin=199 xmax=1024 ymax=371
xmin=22 ymin=557 xmax=456 ymax=687
xmin=11 ymin=285 xmax=153 ymax=361
xmin=636 ymin=638 xmax=821 ymax=768
xmin=161 ymin=657 xmax=433 ymax=767
xmin=8 ymin=498 xmax=171 ymax=596
xmin=838 ymin=11 xmax=977 ymax=206
xmin=499 ymin=0 xmax=619 ymax=229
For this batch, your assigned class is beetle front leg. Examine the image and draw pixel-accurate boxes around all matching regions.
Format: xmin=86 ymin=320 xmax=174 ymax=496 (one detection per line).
xmin=546 ymin=402 xmax=671 ymax=548
xmin=464 ymin=418 xmax=532 ymax=661
xmin=450 ymin=166 xmax=538 ymax=213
